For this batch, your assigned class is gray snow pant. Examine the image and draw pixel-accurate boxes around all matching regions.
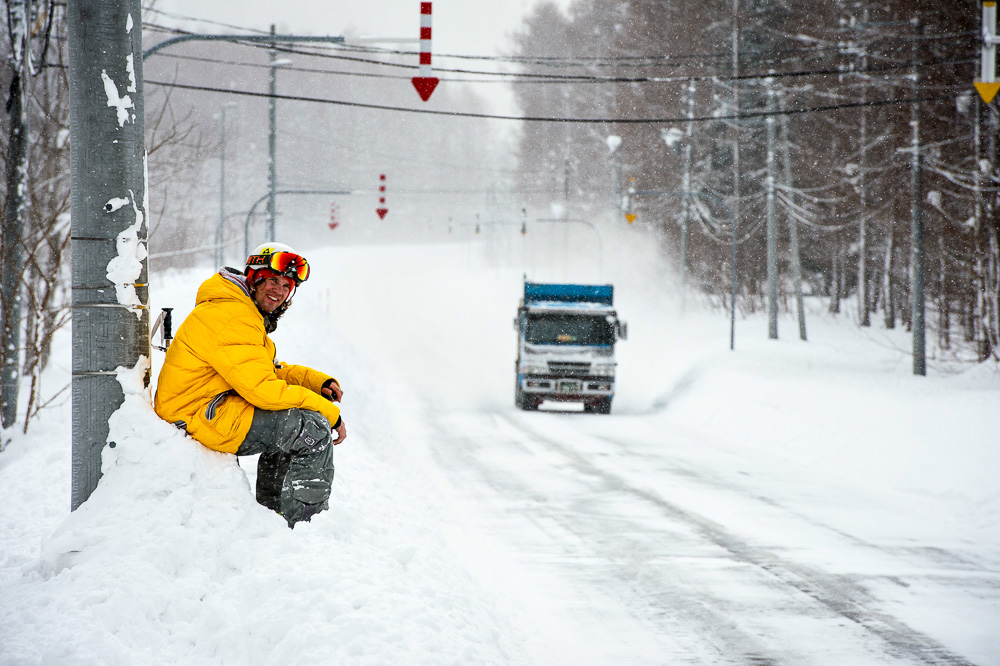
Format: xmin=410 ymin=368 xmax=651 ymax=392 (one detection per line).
xmin=236 ymin=407 xmax=335 ymax=527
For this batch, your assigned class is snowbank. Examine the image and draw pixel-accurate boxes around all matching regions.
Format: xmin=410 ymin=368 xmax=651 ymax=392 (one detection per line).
xmin=0 ymin=288 xmax=516 ymax=666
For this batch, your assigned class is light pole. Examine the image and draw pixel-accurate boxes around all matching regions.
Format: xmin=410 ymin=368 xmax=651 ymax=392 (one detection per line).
xmin=216 ymin=102 xmax=237 ymax=268
xmin=606 ymin=135 xmax=623 ymax=214
xmin=267 ymin=26 xmax=294 ymax=243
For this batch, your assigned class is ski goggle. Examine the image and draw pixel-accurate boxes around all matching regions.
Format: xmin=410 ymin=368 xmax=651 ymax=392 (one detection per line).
xmin=247 ymin=251 xmax=310 ymax=283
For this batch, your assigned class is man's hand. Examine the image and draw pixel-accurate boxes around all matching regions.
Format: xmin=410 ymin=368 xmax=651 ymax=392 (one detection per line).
xmin=332 ymin=419 xmax=347 ymax=445
xmin=322 ymin=380 xmax=343 ymax=402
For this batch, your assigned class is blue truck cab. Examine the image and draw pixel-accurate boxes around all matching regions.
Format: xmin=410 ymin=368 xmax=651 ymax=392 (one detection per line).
xmin=514 ymin=281 xmax=627 ymax=414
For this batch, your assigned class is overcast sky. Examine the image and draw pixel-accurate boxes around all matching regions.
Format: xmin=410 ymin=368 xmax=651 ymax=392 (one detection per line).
xmin=149 ymin=0 xmax=566 ymax=114
xmin=151 ymin=0 xmax=548 ymax=54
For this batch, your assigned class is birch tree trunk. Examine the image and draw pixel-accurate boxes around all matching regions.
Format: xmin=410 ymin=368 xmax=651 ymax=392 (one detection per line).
xmin=884 ymin=228 xmax=896 ymax=329
xmin=1 ymin=0 xmax=33 ymax=429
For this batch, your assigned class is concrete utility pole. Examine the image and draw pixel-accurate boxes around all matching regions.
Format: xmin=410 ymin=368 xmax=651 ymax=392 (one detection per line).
xmin=681 ymin=78 xmax=695 ymax=293
xmin=779 ymin=92 xmax=807 ymax=341
xmin=730 ymin=0 xmax=742 ymax=352
xmin=267 ymin=24 xmax=278 ymax=242
xmin=910 ymin=18 xmax=926 ymax=376
xmin=765 ymin=76 xmax=779 ymax=340
xmin=68 ymin=0 xmax=149 ymax=509
xmin=216 ymin=102 xmax=236 ymax=268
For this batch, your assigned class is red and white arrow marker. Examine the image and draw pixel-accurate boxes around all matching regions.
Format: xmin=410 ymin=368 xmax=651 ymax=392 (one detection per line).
xmin=411 ymin=2 xmax=439 ymax=102
xmin=376 ymin=174 xmax=388 ymax=219
xmin=328 ymin=202 xmax=340 ymax=230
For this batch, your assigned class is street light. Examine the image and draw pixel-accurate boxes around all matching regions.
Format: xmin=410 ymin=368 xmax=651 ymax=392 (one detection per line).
xmin=606 ymin=135 xmax=623 ymax=215
xmin=216 ymin=102 xmax=237 ymax=268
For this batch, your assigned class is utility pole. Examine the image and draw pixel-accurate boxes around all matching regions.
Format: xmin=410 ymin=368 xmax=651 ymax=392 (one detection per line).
xmin=681 ymin=78 xmax=695 ymax=292
xmin=68 ymin=0 xmax=150 ymax=509
xmin=563 ymin=157 xmax=571 ymax=205
xmin=616 ymin=146 xmax=623 ymax=212
xmin=765 ymin=76 xmax=779 ymax=340
xmin=730 ymin=0 xmax=742 ymax=351
xmin=267 ymin=24 xmax=278 ymax=242
xmin=910 ymin=17 xmax=926 ymax=376
xmin=853 ymin=12 xmax=872 ymax=327
xmin=216 ymin=102 xmax=236 ymax=268
xmin=779 ymin=92 xmax=807 ymax=341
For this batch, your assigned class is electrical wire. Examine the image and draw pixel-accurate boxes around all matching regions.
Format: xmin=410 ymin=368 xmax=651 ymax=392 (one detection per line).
xmin=141 ymin=20 xmax=971 ymax=80
xmin=144 ymin=45 xmax=976 ymax=87
xmin=142 ymin=15 xmax=972 ymax=68
xmin=145 ymin=78 xmax=964 ymax=125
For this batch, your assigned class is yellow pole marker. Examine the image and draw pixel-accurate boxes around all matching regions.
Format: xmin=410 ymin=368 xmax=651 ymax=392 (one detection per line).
xmin=625 ymin=213 xmax=637 ymax=224
xmin=976 ymin=1 xmax=1000 ymax=102
xmin=975 ymin=82 xmax=999 ymax=103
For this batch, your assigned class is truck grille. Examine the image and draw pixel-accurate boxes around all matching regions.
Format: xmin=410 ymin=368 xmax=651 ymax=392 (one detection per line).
xmin=547 ymin=361 xmax=591 ymax=375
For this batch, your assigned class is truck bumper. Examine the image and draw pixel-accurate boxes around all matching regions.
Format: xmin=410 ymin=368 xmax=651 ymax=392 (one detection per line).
xmin=518 ymin=374 xmax=614 ymax=401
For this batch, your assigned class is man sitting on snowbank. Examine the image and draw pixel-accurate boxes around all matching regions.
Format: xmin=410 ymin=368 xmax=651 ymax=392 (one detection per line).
xmin=154 ymin=242 xmax=347 ymax=527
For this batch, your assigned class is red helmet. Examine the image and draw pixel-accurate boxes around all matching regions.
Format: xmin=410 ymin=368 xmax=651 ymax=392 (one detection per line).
xmin=245 ymin=242 xmax=310 ymax=288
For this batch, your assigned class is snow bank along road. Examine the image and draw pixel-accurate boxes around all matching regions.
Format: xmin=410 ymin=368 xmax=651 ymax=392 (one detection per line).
xmin=414 ymin=405 xmax=997 ymax=666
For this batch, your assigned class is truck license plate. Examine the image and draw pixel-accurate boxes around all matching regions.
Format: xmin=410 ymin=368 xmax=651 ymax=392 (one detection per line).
xmin=557 ymin=380 xmax=581 ymax=394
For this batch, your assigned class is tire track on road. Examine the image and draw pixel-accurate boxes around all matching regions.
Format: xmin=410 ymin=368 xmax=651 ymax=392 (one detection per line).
xmin=499 ymin=413 xmax=980 ymax=666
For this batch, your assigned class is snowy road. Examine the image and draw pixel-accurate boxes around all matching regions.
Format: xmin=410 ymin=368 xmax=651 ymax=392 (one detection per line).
xmin=416 ymin=406 xmax=996 ymax=666
xmin=311 ymin=242 xmax=998 ymax=666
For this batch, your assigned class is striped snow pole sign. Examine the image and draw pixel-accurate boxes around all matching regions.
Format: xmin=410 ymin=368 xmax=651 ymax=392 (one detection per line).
xmin=976 ymin=1 xmax=1000 ymax=103
xmin=329 ymin=202 xmax=339 ymax=230
xmin=411 ymin=2 xmax=439 ymax=101
xmin=376 ymin=174 xmax=388 ymax=219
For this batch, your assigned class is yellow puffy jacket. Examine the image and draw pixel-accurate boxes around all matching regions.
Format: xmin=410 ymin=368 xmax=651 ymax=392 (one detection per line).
xmin=154 ymin=270 xmax=341 ymax=453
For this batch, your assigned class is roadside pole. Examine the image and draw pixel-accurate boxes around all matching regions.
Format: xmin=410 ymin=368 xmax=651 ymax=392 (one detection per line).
xmin=910 ymin=18 xmax=926 ymax=376
xmin=68 ymin=0 xmax=150 ymax=509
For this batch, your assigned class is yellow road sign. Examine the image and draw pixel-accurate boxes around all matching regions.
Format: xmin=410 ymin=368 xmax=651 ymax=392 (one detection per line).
xmin=625 ymin=213 xmax=637 ymax=224
xmin=975 ymin=81 xmax=1000 ymax=103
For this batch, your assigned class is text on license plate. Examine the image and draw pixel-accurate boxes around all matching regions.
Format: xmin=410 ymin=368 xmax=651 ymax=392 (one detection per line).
xmin=557 ymin=380 xmax=582 ymax=394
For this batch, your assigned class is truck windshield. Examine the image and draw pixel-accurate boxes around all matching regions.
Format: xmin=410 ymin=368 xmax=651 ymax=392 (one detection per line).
xmin=525 ymin=313 xmax=614 ymax=346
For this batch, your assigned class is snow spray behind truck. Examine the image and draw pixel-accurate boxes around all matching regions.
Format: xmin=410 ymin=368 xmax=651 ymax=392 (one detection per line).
xmin=514 ymin=281 xmax=627 ymax=414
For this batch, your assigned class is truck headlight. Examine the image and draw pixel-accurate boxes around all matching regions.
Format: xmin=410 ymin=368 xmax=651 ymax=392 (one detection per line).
xmin=520 ymin=363 xmax=547 ymax=375
xmin=592 ymin=363 xmax=616 ymax=376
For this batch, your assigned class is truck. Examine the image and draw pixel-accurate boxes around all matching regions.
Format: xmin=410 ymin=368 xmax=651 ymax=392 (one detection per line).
xmin=514 ymin=281 xmax=627 ymax=414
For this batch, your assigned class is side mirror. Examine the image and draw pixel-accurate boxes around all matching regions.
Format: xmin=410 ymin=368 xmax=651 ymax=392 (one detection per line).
xmin=618 ymin=321 xmax=628 ymax=340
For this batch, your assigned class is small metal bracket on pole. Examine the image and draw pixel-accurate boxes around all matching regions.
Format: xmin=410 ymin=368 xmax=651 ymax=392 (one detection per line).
xmin=976 ymin=1 xmax=1000 ymax=103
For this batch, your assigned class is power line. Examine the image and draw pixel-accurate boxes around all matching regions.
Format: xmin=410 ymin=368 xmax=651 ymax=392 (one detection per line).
xmin=143 ymin=40 xmax=974 ymax=87
xmin=145 ymin=77 xmax=962 ymax=124
xmin=141 ymin=21 xmax=971 ymax=79
xmin=142 ymin=17 xmax=973 ymax=68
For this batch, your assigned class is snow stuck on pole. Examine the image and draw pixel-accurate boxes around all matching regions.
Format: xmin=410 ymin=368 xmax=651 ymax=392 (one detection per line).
xmin=68 ymin=0 xmax=150 ymax=510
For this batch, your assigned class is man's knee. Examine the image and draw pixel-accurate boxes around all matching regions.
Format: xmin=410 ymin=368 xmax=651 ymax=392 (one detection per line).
xmin=276 ymin=409 xmax=332 ymax=455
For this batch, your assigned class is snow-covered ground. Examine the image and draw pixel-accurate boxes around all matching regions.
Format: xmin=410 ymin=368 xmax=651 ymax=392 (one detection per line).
xmin=1 ymin=233 xmax=998 ymax=665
